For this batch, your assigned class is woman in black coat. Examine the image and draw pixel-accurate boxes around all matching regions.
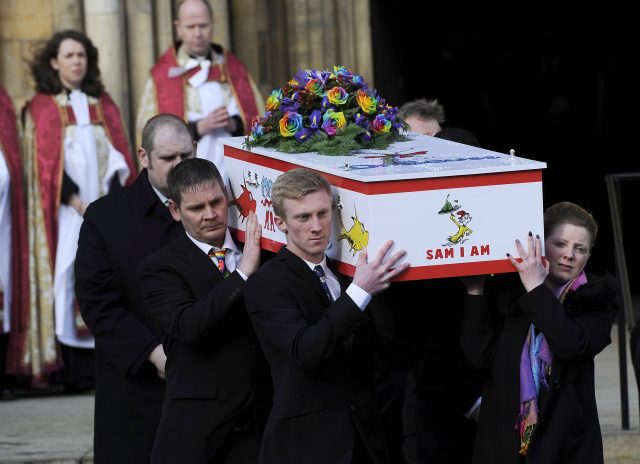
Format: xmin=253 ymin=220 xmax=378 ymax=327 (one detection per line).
xmin=460 ymin=202 xmax=617 ymax=463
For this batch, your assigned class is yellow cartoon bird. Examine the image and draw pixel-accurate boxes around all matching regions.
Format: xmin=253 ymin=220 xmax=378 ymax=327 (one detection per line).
xmin=339 ymin=205 xmax=369 ymax=255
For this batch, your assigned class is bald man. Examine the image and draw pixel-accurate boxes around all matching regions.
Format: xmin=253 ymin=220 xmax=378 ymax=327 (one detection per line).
xmin=75 ymin=114 xmax=195 ymax=463
xmin=136 ymin=0 xmax=263 ymax=181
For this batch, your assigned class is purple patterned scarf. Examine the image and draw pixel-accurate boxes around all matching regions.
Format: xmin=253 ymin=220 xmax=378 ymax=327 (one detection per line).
xmin=516 ymin=271 xmax=587 ymax=454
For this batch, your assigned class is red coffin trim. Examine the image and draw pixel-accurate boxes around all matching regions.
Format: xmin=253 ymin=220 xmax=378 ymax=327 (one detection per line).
xmin=231 ymin=227 xmax=284 ymax=254
xmin=332 ymin=259 xmax=517 ymax=280
xmin=230 ymin=227 xmax=516 ymax=281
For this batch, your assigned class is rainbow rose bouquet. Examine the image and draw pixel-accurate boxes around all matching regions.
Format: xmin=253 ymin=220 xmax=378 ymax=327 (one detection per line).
xmin=245 ymin=66 xmax=407 ymax=155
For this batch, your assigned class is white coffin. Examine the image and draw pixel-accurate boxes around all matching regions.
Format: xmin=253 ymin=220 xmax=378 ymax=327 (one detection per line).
xmin=222 ymin=133 xmax=546 ymax=281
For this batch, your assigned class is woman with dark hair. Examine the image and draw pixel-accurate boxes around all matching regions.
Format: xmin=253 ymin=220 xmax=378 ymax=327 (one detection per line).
xmin=460 ymin=202 xmax=617 ymax=463
xmin=22 ymin=30 xmax=136 ymax=386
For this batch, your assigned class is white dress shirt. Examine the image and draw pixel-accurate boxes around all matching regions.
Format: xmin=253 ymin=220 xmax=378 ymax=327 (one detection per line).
xmin=151 ymin=185 xmax=169 ymax=207
xmin=302 ymin=256 xmax=371 ymax=311
xmin=185 ymin=229 xmax=247 ymax=281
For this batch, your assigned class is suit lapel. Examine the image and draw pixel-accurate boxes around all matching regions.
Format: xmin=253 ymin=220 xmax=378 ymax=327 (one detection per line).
xmin=174 ymin=233 xmax=223 ymax=287
xmin=134 ymin=169 xmax=173 ymax=223
xmin=327 ymin=257 xmax=363 ymax=353
xmin=327 ymin=258 xmax=349 ymax=293
xmin=279 ymin=247 xmax=332 ymax=305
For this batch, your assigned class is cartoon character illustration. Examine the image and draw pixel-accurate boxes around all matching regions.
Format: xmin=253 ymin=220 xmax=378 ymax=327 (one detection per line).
xmin=229 ymin=176 xmax=257 ymax=222
xmin=445 ymin=210 xmax=473 ymax=246
xmin=438 ymin=194 xmax=461 ymax=214
xmin=245 ymin=171 xmax=259 ymax=187
xmin=338 ymin=203 xmax=369 ymax=256
xmin=260 ymin=176 xmax=275 ymax=231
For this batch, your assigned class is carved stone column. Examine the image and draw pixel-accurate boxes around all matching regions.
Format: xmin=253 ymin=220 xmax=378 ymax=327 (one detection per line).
xmin=155 ymin=0 xmax=175 ymax=55
xmin=229 ymin=0 xmax=270 ymax=97
xmin=126 ymin=0 xmax=154 ymax=133
xmin=83 ymin=0 xmax=130 ymax=130
xmin=210 ymin=0 xmax=230 ymax=48
xmin=52 ymin=0 xmax=84 ymax=31
xmin=233 ymin=0 xmax=374 ymax=94
xmin=343 ymin=0 xmax=374 ymax=84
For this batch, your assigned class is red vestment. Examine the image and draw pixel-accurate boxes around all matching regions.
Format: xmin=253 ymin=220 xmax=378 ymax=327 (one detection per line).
xmin=150 ymin=43 xmax=260 ymax=133
xmin=0 ymin=88 xmax=28 ymax=374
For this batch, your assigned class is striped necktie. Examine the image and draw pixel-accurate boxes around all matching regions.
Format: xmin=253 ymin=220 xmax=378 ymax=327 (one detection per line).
xmin=313 ymin=265 xmax=334 ymax=302
xmin=208 ymin=248 xmax=228 ymax=276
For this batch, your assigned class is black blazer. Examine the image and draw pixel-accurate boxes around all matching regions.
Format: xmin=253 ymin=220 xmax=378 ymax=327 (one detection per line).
xmin=75 ymin=170 xmax=183 ymax=464
xmin=460 ymin=273 xmax=617 ymax=464
xmin=370 ymin=278 xmax=483 ymax=463
xmin=245 ymin=247 xmax=389 ymax=464
xmin=138 ymin=232 xmax=256 ymax=463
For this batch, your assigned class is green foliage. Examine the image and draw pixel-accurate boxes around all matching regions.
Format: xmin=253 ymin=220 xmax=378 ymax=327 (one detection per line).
xmin=245 ymin=123 xmax=408 ymax=156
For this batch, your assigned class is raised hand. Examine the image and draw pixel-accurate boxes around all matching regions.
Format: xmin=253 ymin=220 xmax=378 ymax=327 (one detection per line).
xmin=238 ymin=212 xmax=262 ymax=277
xmin=352 ymin=240 xmax=410 ymax=296
xmin=508 ymin=232 xmax=549 ymax=292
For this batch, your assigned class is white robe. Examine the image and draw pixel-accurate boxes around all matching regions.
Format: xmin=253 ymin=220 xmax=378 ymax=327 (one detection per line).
xmin=0 ymin=148 xmax=11 ymax=333
xmin=53 ymin=90 xmax=130 ymax=348
xmin=184 ymin=54 xmax=239 ymax=183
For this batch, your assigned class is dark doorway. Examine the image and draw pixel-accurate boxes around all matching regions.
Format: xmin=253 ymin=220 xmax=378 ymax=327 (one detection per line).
xmin=370 ymin=6 xmax=634 ymax=276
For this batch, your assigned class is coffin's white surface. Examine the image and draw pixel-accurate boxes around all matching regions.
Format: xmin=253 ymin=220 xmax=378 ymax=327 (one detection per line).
xmin=221 ymin=134 xmax=546 ymax=280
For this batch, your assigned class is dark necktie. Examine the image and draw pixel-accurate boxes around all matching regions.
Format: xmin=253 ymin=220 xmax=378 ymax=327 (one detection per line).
xmin=313 ymin=265 xmax=334 ymax=302
xmin=208 ymin=248 xmax=229 ymax=277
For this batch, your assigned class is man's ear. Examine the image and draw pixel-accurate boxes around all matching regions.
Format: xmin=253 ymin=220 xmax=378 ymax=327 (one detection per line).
xmin=274 ymin=215 xmax=287 ymax=234
xmin=168 ymin=200 xmax=181 ymax=222
xmin=138 ymin=147 xmax=149 ymax=169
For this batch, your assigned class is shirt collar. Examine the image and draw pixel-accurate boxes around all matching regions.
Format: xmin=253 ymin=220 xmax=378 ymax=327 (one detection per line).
xmin=177 ymin=43 xmax=222 ymax=66
xmin=302 ymin=255 xmax=329 ymax=274
xmin=134 ymin=170 xmax=168 ymax=217
xmin=185 ymin=228 xmax=239 ymax=256
xmin=188 ymin=52 xmax=211 ymax=62
xmin=151 ymin=185 xmax=169 ymax=206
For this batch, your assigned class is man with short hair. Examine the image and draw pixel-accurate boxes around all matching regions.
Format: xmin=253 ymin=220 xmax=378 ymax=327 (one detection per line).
xmin=75 ymin=114 xmax=195 ymax=463
xmin=245 ymin=168 xmax=410 ymax=464
xmin=138 ymin=158 xmax=263 ymax=463
xmin=136 ymin=0 xmax=263 ymax=179
xmin=398 ymin=98 xmax=445 ymax=136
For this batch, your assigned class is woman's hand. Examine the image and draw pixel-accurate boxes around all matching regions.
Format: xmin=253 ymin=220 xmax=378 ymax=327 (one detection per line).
xmin=508 ymin=232 xmax=549 ymax=292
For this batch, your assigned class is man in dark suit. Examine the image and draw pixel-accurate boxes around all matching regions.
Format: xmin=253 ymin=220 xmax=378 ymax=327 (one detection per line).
xmin=371 ymin=279 xmax=483 ymax=464
xmin=368 ymin=125 xmax=484 ymax=464
xmin=138 ymin=158 xmax=262 ymax=463
xmin=75 ymin=114 xmax=195 ymax=463
xmin=245 ymin=168 xmax=410 ymax=464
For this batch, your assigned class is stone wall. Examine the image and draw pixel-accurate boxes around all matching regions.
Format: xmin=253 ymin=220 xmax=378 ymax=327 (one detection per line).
xmin=0 ymin=0 xmax=373 ymax=144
